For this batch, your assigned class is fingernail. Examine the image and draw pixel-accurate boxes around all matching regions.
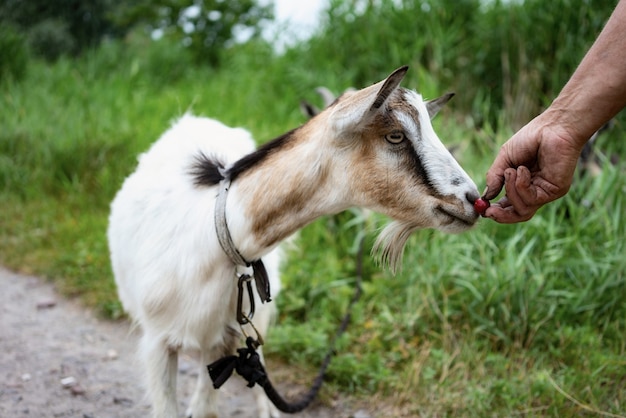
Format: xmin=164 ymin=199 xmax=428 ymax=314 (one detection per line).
xmin=482 ymin=186 xmax=489 ymax=197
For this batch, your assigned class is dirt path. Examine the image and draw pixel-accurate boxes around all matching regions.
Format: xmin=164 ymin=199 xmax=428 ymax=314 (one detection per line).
xmin=0 ymin=267 xmax=372 ymax=418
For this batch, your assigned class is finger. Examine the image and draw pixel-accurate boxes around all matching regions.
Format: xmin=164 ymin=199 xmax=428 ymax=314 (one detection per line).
xmin=484 ymin=168 xmax=505 ymax=201
xmin=482 ymin=179 xmax=513 ymax=219
xmin=502 ymin=168 xmax=521 ymax=206
xmin=484 ymin=146 xmax=512 ymax=200
xmin=502 ymin=167 xmax=537 ymax=218
xmin=513 ymin=166 xmax=537 ymax=206
xmin=483 ymin=168 xmax=538 ymax=223
xmin=484 ymin=204 xmax=535 ymax=223
xmin=491 ymin=196 xmax=512 ymax=209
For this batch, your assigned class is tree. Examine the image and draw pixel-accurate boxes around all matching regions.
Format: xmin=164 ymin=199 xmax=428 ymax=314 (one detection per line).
xmin=0 ymin=0 xmax=120 ymax=60
xmin=114 ymin=0 xmax=274 ymax=66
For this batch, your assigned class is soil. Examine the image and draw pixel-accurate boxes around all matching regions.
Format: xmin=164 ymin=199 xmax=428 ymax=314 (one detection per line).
xmin=0 ymin=267 xmax=374 ymax=418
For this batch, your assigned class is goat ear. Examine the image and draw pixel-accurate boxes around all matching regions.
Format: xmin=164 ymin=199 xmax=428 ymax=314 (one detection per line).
xmin=315 ymin=86 xmax=338 ymax=108
xmin=300 ymin=100 xmax=319 ymax=119
xmin=426 ymin=92 xmax=454 ymax=119
xmin=331 ymin=66 xmax=409 ymax=133
xmin=370 ymin=66 xmax=409 ymax=111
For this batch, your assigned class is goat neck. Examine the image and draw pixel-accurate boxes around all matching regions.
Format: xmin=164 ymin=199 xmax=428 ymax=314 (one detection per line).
xmin=222 ymin=66 xmax=479 ymax=268
xmin=225 ymin=120 xmax=345 ymax=260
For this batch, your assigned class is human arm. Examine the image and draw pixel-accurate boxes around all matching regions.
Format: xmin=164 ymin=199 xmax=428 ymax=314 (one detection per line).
xmin=483 ymin=0 xmax=626 ymax=223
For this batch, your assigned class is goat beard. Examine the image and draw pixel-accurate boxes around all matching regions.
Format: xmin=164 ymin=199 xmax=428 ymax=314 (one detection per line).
xmin=372 ymin=221 xmax=417 ymax=274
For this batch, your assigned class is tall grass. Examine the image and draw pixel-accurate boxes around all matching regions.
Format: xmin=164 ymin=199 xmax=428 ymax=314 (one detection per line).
xmin=266 ymin=163 xmax=625 ymax=415
xmin=293 ymin=0 xmax=620 ymax=130
xmin=1 ymin=1 xmax=625 ymax=415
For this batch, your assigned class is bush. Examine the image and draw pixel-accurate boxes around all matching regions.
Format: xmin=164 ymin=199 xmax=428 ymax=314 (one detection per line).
xmin=293 ymin=0 xmax=617 ymax=130
xmin=27 ymin=19 xmax=76 ymax=61
xmin=0 ymin=25 xmax=29 ymax=82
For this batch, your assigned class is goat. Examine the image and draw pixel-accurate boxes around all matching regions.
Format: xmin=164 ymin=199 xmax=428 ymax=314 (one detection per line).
xmin=107 ymin=66 xmax=480 ymax=418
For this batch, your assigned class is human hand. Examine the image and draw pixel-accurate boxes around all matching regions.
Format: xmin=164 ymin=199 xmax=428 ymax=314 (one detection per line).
xmin=483 ymin=114 xmax=585 ymax=223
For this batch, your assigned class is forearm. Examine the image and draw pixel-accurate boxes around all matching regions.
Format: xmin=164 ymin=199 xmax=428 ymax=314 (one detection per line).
xmin=546 ymin=0 xmax=626 ymax=148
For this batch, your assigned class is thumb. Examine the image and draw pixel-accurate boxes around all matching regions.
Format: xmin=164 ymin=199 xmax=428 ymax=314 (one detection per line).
xmin=483 ymin=162 xmax=507 ymax=200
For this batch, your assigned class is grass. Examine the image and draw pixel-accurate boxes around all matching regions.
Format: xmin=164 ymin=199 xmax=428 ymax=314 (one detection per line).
xmin=270 ymin=173 xmax=626 ymax=416
xmin=1 ymin=29 xmax=625 ymax=417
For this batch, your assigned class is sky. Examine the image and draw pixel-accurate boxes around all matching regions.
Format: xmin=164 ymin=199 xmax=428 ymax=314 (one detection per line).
xmin=264 ymin=0 xmax=328 ymax=50
xmin=153 ymin=1 xmax=329 ymax=51
xmin=272 ymin=0 xmax=327 ymax=29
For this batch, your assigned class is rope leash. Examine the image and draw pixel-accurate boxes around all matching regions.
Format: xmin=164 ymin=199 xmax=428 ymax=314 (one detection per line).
xmin=212 ymin=169 xmax=366 ymax=412
xmin=208 ymin=234 xmax=365 ymax=413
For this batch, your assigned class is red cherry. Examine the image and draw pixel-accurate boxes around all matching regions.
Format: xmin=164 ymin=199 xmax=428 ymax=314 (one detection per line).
xmin=474 ymin=198 xmax=490 ymax=215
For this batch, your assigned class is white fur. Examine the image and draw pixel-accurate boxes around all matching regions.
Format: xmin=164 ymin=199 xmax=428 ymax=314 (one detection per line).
xmin=108 ymin=115 xmax=281 ymax=418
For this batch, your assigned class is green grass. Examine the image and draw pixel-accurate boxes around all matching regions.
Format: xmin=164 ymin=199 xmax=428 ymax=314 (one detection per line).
xmin=1 ymin=29 xmax=625 ymax=417
xmin=270 ymin=170 xmax=626 ymax=415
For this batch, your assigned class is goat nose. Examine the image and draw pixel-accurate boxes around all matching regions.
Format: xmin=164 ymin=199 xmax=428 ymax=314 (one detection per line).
xmin=466 ymin=191 xmax=480 ymax=204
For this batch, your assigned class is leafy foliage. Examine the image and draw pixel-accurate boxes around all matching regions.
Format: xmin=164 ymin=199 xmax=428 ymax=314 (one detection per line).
xmin=113 ymin=0 xmax=273 ymax=66
xmin=0 ymin=0 xmax=121 ymax=59
xmin=0 ymin=24 xmax=29 ymax=82
xmin=292 ymin=0 xmax=617 ymax=129
xmin=0 ymin=0 xmax=273 ymax=65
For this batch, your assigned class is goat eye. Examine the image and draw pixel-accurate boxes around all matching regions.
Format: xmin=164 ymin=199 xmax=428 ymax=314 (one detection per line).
xmin=385 ymin=132 xmax=405 ymax=144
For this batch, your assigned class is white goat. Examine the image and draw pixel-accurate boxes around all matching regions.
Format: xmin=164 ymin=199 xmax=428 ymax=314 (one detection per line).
xmin=107 ymin=66 xmax=480 ymax=418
